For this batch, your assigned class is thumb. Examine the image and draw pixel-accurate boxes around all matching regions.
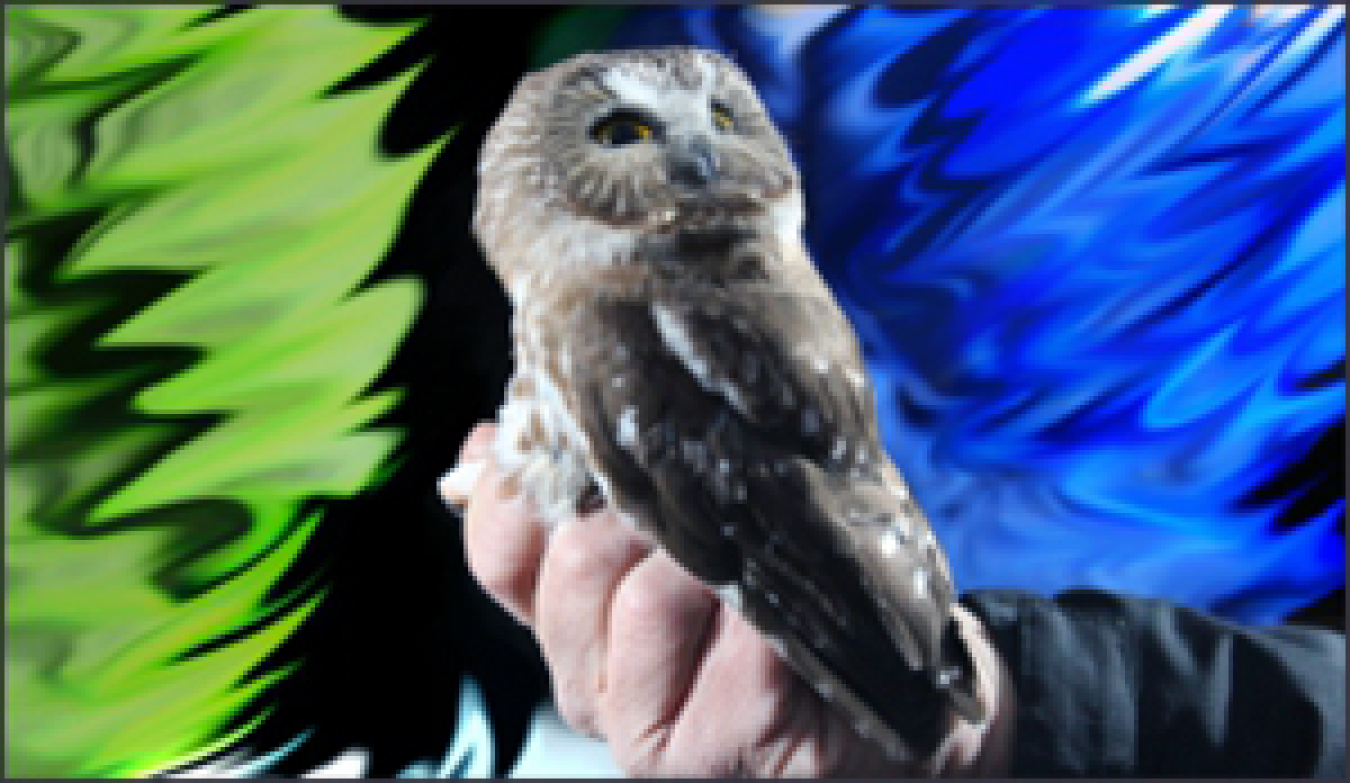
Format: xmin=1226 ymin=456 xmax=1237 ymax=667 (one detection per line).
xmin=439 ymin=422 xmax=497 ymax=507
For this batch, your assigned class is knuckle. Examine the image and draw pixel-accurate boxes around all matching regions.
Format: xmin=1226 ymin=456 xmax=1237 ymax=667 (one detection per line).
xmin=544 ymin=525 xmax=601 ymax=588
xmin=612 ymin=555 xmax=705 ymax=629
xmin=550 ymin=517 xmax=646 ymax=583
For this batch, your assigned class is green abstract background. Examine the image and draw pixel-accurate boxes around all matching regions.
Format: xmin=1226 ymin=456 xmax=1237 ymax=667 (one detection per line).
xmin=7 ymin=7 xmax=440 ymax=776
xmin=7 ymin=5 xmax=633 ymax=777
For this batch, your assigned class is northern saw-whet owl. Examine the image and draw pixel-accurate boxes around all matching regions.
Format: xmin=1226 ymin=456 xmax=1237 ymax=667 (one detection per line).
xmin=446 ymin=46 xmax=985 ymax=760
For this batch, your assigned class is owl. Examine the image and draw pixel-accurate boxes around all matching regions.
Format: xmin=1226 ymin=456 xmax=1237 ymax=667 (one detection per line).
xmin=447 ymin=46 xmax=984 ymax=760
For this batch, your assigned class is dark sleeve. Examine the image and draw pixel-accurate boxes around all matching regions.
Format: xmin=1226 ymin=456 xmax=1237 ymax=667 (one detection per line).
xmin=961 ymin=589 xmax=1345 ymax=778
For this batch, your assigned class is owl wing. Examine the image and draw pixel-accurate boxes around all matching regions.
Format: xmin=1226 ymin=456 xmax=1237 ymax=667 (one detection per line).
xmin=549 ymin=272 xmax=981 ymax=758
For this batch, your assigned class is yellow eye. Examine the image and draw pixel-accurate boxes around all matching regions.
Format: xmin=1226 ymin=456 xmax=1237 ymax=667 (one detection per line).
xmin=591 ymin=113 xmax=654 ymax=146
xmin=711 ymin=102 xmax=735 ymax=132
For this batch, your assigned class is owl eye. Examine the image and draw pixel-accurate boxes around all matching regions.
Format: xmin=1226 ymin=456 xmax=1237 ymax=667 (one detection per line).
xmin=590 ymin=111 xmax=654 ymax=146
xmin=711 ymin=101 xmax=735 ymax=132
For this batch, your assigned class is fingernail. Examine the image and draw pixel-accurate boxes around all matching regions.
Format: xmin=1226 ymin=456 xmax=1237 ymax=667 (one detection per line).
xmin=439 ymin=461 xmax=485 ymax=507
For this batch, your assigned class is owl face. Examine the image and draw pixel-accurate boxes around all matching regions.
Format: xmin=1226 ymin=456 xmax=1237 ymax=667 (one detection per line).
xmin=483 ymin=47 xmax=800 ymax=232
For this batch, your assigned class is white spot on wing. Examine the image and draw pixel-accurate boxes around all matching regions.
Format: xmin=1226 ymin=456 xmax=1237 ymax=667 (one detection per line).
xmin=814 ymin=680 xmax=834 ymax=700
xmin=879 ymin=529 xmax=901 ymax=558
xmin=617 ymin=405 xmax=639 ymax=449
xmin=913 ymin=567 xmax=928 ymax=599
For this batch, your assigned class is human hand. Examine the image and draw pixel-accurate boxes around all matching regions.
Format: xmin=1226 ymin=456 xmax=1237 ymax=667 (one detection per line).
xmin=445 ymin=422 xmax=1016 ymax=777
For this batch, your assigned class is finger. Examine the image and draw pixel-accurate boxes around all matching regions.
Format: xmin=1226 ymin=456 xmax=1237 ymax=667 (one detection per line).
xmin=439 ymin=423 xmax=497 ymax=507
xmin=457 ymin=422 xmax=497 ymax=464
xmin=535 ymin=510 xmax=651 ymax=737
xmin=658 ymin=605 xmax=809 ymax=776
xmin=600 ymin=552 xmax=718 ymax=773
xmin=946 ymin=605 xmax=1017 ymax=777
xmin=462 ymin=455 xmax=548 ymax=626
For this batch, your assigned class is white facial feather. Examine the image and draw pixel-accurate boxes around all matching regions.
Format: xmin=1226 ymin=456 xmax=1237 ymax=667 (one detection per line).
xmin=601 ymin=66 xmax=666 ymax=111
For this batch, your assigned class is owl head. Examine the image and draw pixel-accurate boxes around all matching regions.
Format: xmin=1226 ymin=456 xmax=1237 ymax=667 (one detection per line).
xmin=475 ymin=46 xmax=802 ymax=265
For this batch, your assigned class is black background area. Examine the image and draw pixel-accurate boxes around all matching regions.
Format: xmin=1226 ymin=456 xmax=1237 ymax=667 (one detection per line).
xmin=223 ymin=6 xmax=577 ymax=777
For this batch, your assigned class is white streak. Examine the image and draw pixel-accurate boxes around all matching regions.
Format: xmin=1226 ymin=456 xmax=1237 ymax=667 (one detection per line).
xmin=696 ymin=52 xmax=718 ymax=96
xmin=912 ymin=567 xmax=928 ymax=599
xmin=602 ymin=67 xmax=664 ymax=110
xmin=617 ymin=405 xmax=639 ymax=449
xmin=651 ymin=302 xmax=754 ymax=415
xmin=1081 ymin=6 xmax=1231 ymax=105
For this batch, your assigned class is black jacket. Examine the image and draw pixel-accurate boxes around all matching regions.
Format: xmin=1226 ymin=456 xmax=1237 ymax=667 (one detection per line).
xmin=962 ymin=590 xmax=1345 ymax=777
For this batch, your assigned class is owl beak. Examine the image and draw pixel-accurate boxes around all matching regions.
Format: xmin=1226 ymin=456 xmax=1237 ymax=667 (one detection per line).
xmin=668 ymin=139 xmax=719 ymax=189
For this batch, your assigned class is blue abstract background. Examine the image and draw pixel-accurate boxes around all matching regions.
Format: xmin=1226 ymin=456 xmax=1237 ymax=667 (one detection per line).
xmin=612 ymin=6 xmax=1345 ymax=625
